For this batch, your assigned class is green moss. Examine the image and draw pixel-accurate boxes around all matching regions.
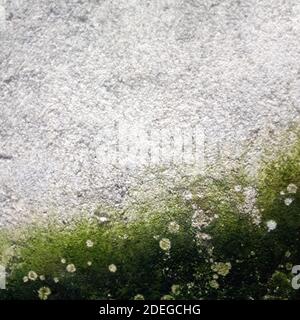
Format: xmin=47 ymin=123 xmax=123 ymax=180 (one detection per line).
xmin=0 ymin=136 xmax=300 ymax=300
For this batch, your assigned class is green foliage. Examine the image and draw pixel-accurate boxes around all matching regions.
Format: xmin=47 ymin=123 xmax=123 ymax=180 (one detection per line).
xmin=0 ymin=138 xmax=300 ymax=300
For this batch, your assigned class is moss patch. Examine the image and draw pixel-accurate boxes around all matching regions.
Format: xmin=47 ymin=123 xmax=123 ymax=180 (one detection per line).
xmin=1 ymin=138 xmax=300 ymax=300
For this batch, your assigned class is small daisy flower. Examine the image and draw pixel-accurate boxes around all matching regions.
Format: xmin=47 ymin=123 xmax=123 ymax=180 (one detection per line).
xmin=266 ymin=220 xmax=277 ymax=232
xmin=284 ymin=197 xmax=294 ymax=206
xmin=53 ymin=277 xmax=59 ymax=283
xmin=86 ymin=240 xmax=94 ymax=248
xmin=61 ymin=258 xmax=66 ymax=264
xmin=38 ymin=287 xmax=51 ymax=300
xmin=66 ymin=264 xmax=76 ymax=273
xmin=87 ymin=261 xmax=92 ymax=266
xmin=159 ymin=238 xmax=171 ymax=251
xmin=28 ymin=271 xmax=38 ymax=281
xmin=23 ymin=276 xmax=29 ymax=283
xmin=287 ymin=183 xmax=297 ymax=194
xmin=108 ymin=264 xmax=117 ymax=273
xmin=168 ymin=221 xmax=180 ymax=234
xmin=39 ymin=275 xmax=45 ymax=281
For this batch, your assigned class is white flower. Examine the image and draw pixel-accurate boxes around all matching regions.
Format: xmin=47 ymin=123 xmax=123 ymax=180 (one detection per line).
xmin=134 ymin=294 xmax=145 ymax=300
xmin=284 ymin=197 xmax=294 ymax=206
xmin=28 ymin=271 xmax=38 ymax=281
xmin=53 ymin=277 xmax=59 ymax=283
xmin=108 ymin=264 xmax=117 ymax=273
xmin=287 ymin=183 xmax=297 ymax=194
xmin=159 ymin=238 xmax=171 ymax=251
xmin=280 ymin=191 xmax=285 ymax=196
xmin=61 ymin=258 xmax=66 ymax=264
xmin=209 ymin=280 xmax=219 ymax=289
xmin=66 ymin=264 xmax=76 ymax=273
xmin=211 ymin=262 xmax=232 ymax=276
xmin=266 ymin=220 xmax=277 ymax=232
xmin=39 ymin=275 xmax=45 ymax=281
xmin=23 ymin=276 xmax=29 ymax=283
xmin=168 ymin=221 xmax=180 ymax=234
xmin=87 ymin=261 xmax=92 ymax=266
xmin=86 ymin=240 xmax=94 ymax=248
xmin=38 ymin=287 xmax=51 ymax=300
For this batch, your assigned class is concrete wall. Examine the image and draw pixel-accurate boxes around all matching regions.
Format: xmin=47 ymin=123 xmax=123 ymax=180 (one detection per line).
xmin=0 ymin=0 xmax=300 ymax=225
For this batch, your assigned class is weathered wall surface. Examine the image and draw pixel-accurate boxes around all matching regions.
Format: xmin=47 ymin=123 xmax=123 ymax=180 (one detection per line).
xmin=0 ymin=0 xmax=300 ymax=226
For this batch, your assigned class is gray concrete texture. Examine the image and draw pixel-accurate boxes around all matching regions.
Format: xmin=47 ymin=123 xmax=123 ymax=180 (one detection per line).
xmin=0 ymin=0 xmax=300 ymax=226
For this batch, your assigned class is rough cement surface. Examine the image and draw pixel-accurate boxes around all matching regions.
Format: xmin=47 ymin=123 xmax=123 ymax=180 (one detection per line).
xmin=0 ymin=0 xmax=300 ymax=226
